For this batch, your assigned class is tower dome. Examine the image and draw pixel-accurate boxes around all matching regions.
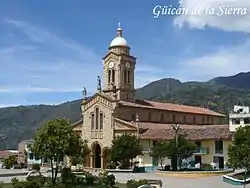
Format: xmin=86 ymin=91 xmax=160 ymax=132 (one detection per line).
xmin=109 ymin=23 xmax=128 ymax=47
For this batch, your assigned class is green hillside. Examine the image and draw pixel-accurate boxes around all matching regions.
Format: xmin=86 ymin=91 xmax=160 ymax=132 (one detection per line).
xmin=1 ymin=74 xmax=250 ymax=149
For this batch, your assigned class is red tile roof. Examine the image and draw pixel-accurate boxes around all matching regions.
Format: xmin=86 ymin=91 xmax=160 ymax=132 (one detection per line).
xmin=0 ymin=150 xmax=12 ymax=159
xmin=119 ymin=100 xmax=225 ymax=117
xmin=133 ymin=122 xmax=231 ymax=140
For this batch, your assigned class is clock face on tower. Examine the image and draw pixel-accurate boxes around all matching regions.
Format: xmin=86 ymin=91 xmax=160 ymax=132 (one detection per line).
xmin=125 ymin=62 xmax=130 ymax=68
xmin=109 ymin=61 xmax=114 ymax=68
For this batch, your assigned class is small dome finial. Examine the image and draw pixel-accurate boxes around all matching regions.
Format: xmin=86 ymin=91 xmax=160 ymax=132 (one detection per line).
xmin=117 ymin=22 xmax=122 ymax=37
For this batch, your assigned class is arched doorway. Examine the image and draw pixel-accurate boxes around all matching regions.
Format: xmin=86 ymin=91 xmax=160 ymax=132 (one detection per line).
xmin=102 ymin=148 xmax=109 ymax=169
xmin=92 ymin=143 xmax=101 ymax=168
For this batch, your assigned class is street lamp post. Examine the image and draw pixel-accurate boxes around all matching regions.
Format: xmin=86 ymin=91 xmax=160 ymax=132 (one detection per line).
xmin=171 ymin=124 xmax=181 ymax=171
xmin=136 ymin=113 xmax=139 ymax=139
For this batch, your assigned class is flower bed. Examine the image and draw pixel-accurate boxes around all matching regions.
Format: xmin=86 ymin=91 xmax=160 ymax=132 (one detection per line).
xmin=223 ymin=171 xmax=250 ymax=185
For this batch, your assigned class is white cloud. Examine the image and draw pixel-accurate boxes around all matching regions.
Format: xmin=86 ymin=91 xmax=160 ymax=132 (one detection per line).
xmin=174 ymin=0 xmax=250 ymax=33
xmin=0 ymin=19 xmax=159 ymax=96
xmin=174 ymin=39 xmax=250 ymax=81
xmin=0 ymin=104 xmax=21 ymax=108
xmin=0 ymin=19 xmax=102 ymax=94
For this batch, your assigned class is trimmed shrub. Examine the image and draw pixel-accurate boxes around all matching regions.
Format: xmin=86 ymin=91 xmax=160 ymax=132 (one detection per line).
xmin=107 ymin=162 xmax=117 ymax=169
xmin=201 ymin=163 xmax=213 ymax=171
xmin=61 ymin=168 xmax=75 ymax=183
xmin=26 ymin=175 xmax=45 ymax=187
xmin=126 ymin=179 xmax=148 ymax=188
xmin=98 ymin=171 xmax=116 ymax=186
xmin=85 ymin=172 xmax=96 ymax=185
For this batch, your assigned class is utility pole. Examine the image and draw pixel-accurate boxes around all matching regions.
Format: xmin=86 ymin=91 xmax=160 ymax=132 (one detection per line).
xmin=171 ymin=124 xmax=181 ymax=171
xmin=136 ymin=113 xmax=139 ymax=139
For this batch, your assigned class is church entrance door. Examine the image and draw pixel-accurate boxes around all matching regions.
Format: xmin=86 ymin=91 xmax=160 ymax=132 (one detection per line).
xmin=93 ymin=143 xmax=101 ymax=168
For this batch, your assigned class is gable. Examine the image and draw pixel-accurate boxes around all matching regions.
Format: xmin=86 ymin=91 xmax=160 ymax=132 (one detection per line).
xmin=102 ymin=51 xmax=121 ymax=62
xmin=84 ymin=93 xmax=113 ymax=111
xmin=114 ymin=118 xmax=137 ymax=130
xmin=72 ymin=119 xmax=83 ymax=131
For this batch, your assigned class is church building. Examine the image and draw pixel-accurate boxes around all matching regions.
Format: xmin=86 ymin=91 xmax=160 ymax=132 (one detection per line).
xmin=72 ymin=24 xmax=232 ymax=170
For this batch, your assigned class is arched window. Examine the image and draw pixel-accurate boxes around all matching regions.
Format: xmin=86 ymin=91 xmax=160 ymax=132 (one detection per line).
xmin=91 ymin=114 xmax=94 ymax=130
xmin=127 ymin=71 xmax=130 ymax=83
xmin=160 ymin=113 xmax=164 ymax=122
xmin=95 ymin=108 xmax=99 ymax=129
xmin=124 ymin=70 xmax=127 ymax=84
xmin=100 ymin=113 xmax=103 ymax=130
xmin=108 ymin=70 xmax=111 ymax=83
xmin=112 ymin=69 xmax=115 ymax=82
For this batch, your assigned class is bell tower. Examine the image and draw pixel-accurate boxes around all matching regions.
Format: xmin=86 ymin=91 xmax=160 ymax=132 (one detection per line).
xmin=102 ymin=23 xmax=136 ymax=101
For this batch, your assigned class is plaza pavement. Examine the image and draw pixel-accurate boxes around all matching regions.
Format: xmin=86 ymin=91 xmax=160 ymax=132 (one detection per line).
xmin=0 ymin=169 xmax=248 ymax=188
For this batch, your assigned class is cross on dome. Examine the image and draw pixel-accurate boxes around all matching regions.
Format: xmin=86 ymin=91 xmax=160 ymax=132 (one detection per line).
xmin=109 ymin=23 xmax=128 ymax=47
xmin=117 ymin=22 xmax=122 ymax=37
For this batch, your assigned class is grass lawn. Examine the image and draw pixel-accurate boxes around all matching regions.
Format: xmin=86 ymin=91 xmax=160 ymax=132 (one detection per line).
xmin=2 ymin=183 xmax=127 ymax=188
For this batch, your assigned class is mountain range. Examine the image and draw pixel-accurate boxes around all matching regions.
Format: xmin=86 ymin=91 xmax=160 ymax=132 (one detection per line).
xmin=1 ymin=72 xmax=250 ymax=149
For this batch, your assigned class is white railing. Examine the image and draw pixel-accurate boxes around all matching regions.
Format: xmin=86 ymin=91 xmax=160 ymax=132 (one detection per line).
xmin=229 ymin=113 xmax=250 ymax=118
xmin=91 ymin=131 xmax=103 ymax=139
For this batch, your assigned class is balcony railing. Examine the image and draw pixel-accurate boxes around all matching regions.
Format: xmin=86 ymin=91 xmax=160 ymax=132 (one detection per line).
xmin=215 ymin=149 xmax=223 ymax=154
xmin=90 ymin=130 xmax=103 ymax=139
xmin=193 ymin=147 xmax=209 ymax=155
xmin=229 ymin=113 xmax=250 ymax=118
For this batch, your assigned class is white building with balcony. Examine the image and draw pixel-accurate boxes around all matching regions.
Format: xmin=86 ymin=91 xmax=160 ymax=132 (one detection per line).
xmin=229 ymin=105 xmax=250 ymax=132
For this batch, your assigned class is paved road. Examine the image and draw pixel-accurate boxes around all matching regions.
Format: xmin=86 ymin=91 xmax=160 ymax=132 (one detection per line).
xmin=0 ymin=170 xmax=248 ymax=188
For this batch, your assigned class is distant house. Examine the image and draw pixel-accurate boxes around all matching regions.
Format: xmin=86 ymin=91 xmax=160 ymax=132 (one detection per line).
xmin=18 ymin=139 xmax=43 ymax=168
xmin=229 ymin=105 xmax=250 ymax=131
xmin=0 ymin=150 xmax=15 ymax=162
xmin=0 ymin=150 xmax=18 ymax=168
xmin=18 ymin=139 xmax=65 ymax=168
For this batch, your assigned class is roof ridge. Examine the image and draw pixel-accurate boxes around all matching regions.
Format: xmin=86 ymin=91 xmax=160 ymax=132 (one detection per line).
xmin=146 ymin=100 xmax=210 ymax=110
xmin=119 ymin=100 xmax=225 ymax=117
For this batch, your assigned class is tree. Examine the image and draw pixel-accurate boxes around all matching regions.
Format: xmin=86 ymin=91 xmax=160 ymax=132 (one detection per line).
xmin=164 ymin=135 xmax=196 ymax=171
xmin=150 ymin=141 xmax=170 ymax=170
xmin=109 ymin=134 xmax=142 ymax=169
xmin=228 ymin=125 xmax=250 ymax=188
xmin=30 ymin=118 xmax=86 ymax=184
xmin=4 ymin=155 xmax=17 ymax=169
xmin=70 ymin=139 xmax=90 ymax=170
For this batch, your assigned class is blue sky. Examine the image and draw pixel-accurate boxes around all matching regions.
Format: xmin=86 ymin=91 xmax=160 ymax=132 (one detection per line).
xmin=0 ymin=0 xmax=250 ymax=107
